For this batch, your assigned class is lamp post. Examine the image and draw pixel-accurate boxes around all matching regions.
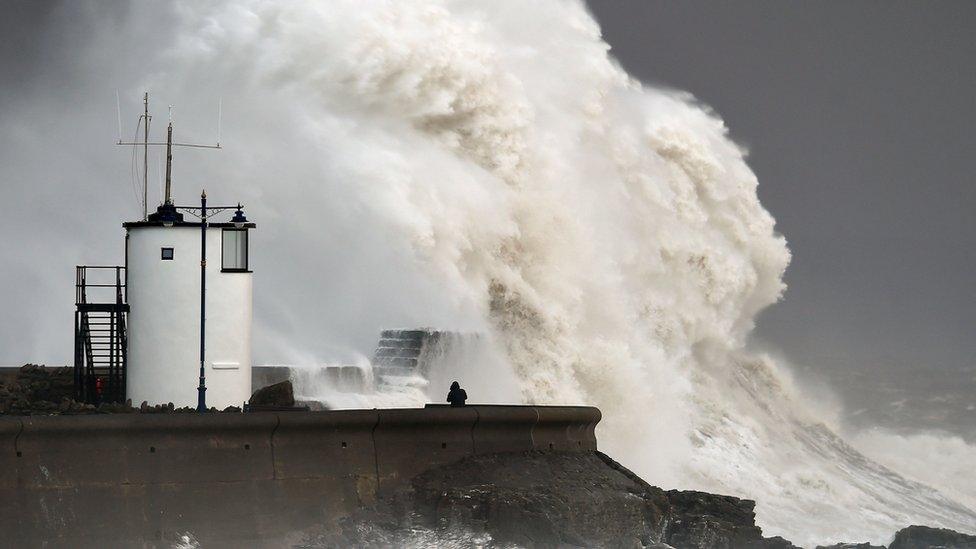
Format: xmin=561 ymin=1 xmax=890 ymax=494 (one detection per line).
xmin=174 ymin=196 xmax=246 ymax=412
xmin=197 ymin=190 xmax=208 ymax=412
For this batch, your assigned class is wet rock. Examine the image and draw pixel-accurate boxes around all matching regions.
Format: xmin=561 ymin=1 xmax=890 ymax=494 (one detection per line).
xmin=306 ymin=451 xmax=796 ymax=549
xmin=889 ymin=525 xmax=976 ymax=549
xmin=663 ymin=490 xmax=764 ymax=547
xmin=249 ymin=380 xmax=295 ymax=408
xmin=297 ymin=400 xmax=329 ymax=411
xmin=760 ymin=536 xmax=803 ymax=548
xmin=816 ymin=543 xmax=886 ymax=549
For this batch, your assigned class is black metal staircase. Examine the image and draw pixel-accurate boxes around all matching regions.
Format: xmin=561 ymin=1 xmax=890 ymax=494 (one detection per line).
xmin=74 ymin=266 xmax=128 ymax=404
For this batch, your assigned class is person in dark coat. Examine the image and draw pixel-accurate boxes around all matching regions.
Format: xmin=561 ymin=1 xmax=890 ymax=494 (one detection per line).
xmin=447 ymin=381 xmax=467 ymax=407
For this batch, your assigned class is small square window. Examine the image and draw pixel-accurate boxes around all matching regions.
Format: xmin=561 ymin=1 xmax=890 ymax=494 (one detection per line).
xmin=161 ymin=247 xmax=174 ymax=260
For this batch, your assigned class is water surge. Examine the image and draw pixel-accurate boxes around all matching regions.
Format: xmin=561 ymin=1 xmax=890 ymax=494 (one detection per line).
xmin=143 ymin=1 xmax=976 ymax=544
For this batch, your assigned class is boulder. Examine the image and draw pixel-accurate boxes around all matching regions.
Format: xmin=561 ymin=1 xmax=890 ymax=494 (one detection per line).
xmin=248 ymin=380 xmax=295 ymax=408
xmin=889 ymin=525 xmax=976 ymax=549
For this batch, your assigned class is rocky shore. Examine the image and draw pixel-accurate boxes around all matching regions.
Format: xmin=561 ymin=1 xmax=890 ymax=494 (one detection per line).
xmin=0 ymin=364 xmax=289 ymax=414
xmin=0 ymin=364 xmax=101 ymax=415
xmin=301 ymin=450 xmax=975 ymax=548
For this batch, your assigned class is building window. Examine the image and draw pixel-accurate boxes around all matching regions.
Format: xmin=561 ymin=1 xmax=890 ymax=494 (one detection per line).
xmin=161 ymin=247 xmax=174 ymax=260
xmin=222 ymin=229 xmax=248 ymax=271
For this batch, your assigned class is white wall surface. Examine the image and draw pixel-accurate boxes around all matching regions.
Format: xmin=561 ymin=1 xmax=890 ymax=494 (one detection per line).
xmin=126 ymin=225 xmax=252 ymax=408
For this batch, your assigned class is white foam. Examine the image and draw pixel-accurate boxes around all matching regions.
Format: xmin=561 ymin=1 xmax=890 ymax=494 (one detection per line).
xmin=148 ymin=1 xmax=976 ymax=544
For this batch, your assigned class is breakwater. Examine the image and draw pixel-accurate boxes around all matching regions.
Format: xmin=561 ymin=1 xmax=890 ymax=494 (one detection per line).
xmin=0 ymin=405 xmax=599 ymax=548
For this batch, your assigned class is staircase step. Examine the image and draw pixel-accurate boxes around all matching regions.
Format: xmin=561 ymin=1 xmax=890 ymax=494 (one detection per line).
xmin=371 ymin=356 xmax=418 ymax=369
xmin=374 ymin=366 xmax=425 ymax=379
xmin=379 ymin=329 xmax=430 ymax=339
xmin=373 ymin=346 xmax=422 ymax=358
xmin=376 ymin=338 xmax=424 ymax=350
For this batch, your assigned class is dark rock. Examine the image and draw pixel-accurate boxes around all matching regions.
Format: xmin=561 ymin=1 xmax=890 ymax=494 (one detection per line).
xmin=96 ymin=401 xmax=135 ymax=414
xmin=31 ymin=380 xmax=51 ymax=392
xmin=761 ymin=536 xmax=804 ymax=548
xmin=249 ymin=380 xmax=295 ymax=408
xmin=816 ymin=543 xmax=885 ymax=549
xmin=0 ymin=364 xmax=92 ymax=415
xmin=296 ymin=400 xmax=329 ymax=411
xmin=304 ymin=450 xmax=795 ymax=549
xmin=816 ymin=543 xmax=886 ymax=549
xmin=222 ymin=405 xmax=242 ymax=413
xmin=33 ymin=400 xmax=55 ymax=411
xmin=889 ymin=525 xmax=976 ymax=549
xmin=595 ymin=452 xmax=801 ymax=549
xmin=663 ymin=489 xmax=765 ymax=548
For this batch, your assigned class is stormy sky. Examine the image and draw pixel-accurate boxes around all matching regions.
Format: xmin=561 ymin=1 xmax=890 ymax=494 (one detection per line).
xmin=1 ymin=1 xmax=974 ymax=440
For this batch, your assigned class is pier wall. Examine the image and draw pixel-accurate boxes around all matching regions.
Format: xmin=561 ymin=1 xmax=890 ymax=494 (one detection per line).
xmin=0 ymin=405 xmax=599 ymax=548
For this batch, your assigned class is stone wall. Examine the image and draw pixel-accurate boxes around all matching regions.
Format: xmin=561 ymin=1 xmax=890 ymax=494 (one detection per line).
xmin=0 ymin=405 xmax=599 ymax=548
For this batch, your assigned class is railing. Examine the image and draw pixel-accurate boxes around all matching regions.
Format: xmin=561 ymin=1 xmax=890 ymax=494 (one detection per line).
xmin=75 ymin=265 xmax=126 ymax=306
xmin=74 ymin=266 xmax=128 ymax=404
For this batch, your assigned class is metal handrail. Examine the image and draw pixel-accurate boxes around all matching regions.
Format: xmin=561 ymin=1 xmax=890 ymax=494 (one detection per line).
xmin=76 ymin=265 xmax=126 ymax=305
xmin=74 ymin=265 xmax=128 ymax=404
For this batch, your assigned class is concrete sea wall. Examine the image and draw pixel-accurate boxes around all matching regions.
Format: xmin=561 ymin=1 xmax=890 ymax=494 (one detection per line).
xmin=0 ymin=405 xmax=600 ymax=548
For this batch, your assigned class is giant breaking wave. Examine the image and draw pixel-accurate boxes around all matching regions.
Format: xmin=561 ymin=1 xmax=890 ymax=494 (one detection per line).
xmin=145 ymin=1 xmax=975 ymax=545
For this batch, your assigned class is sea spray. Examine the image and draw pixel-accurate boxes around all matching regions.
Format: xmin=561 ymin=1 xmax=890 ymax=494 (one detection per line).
xmin=144 ymin=1 xmax=976 ymax=544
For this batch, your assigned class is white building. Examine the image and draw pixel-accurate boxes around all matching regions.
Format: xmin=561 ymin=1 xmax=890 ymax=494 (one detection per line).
xmin=124 ymin=200 xmax=254 ymax=409
xmin=74 ymin=97 xmax=256 ymax=409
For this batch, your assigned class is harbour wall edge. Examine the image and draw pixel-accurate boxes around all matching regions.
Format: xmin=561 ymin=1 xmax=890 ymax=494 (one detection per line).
xmin=0 ymin=405 xmax=600 ymax=548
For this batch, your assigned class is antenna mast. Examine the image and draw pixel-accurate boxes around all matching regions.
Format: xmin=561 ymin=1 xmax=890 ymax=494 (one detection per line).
xmin=164 ymin=120 xmax=173 ymax=204
xmin=142 ymin=93 xmax=150 ymax=219
xmin=117 ymin=92 xmax=221 ymax=216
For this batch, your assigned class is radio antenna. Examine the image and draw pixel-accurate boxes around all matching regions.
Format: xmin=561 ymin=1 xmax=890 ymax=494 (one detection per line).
xmin=216 ymin=98 xmax=222 ymax=147
xmin=142 ymin=93 xmax=150 ymax=218
xmin=157 ymin=151 xmax=163 ymax=204
xmin=115 ymin=89 xmax=123 ymax=143
xmin=117 ymin=92 xmax=221 ymax=215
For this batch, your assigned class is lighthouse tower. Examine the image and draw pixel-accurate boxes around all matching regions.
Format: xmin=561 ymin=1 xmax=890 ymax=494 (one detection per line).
xmin=122 ymin=106 xmax=255 ymax=409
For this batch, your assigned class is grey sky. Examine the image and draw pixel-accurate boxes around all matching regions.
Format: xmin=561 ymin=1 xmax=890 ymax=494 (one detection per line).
xmin=1 ymin=1 xmax=973 ymax=439
xmin=585 ymin=0 xmax=976 ymax=438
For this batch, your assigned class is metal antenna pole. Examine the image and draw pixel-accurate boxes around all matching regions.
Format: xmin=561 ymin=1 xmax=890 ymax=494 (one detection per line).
xmin=197 ymin=189 xmax=208 ymax=412
xmin=164 ymin=122 xmax=173 ymax=205
xmin=142 ymin=92 xmax=150 ymax=220
xmin=117 ymin=95 xmax=221 ymax=212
